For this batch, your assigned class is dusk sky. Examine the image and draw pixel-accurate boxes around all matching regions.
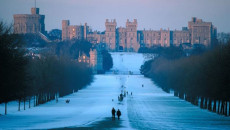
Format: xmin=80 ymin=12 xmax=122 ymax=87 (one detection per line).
xmin=0 ymin=0 xmax=230 ymax=32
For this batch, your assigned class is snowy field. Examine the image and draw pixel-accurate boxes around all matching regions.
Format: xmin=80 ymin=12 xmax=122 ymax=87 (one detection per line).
xmin=0 ymin=52 xmax=230 ymax=129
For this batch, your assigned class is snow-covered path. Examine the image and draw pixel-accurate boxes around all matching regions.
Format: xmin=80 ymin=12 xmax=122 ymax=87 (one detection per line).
xmin=0 ymin=52 xmax=230 ymax=129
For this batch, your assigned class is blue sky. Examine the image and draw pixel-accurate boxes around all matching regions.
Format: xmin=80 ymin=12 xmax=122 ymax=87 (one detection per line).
xmin=0 ymin=0 xmax=229 ymax=32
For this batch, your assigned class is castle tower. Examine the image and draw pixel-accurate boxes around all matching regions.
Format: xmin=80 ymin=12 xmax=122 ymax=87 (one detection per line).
xmin=13 ymin=7 xmax=45 ymax=34
xmin=62 ymin=20 xmax=70 ymax=41
xmin=188 ymin=17 xmax=216 ymax=46
xmin=126 ymin=19 xmax=139 ymax=52
xmin=105 ymin=19 xmax=117 ymax=51
xmin=84 ymin=23 xmax=89 ymax=39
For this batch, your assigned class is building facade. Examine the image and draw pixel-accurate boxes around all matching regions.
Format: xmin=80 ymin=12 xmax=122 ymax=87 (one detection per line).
xmin=172 ymin=27 xmax=190 ymax=46
xmin=62 ymin=20 xmax=89 ymax=41
xmin=188 ymin=17 xmax=217 ymax=46
xmin=105 ymin=19 xmax=117 ymax=51
xmin=62 ymin=17 xmax=217 ymax=51
xmin=87 ymin=31 xmax=106 ymax=44
xmin=105 ymin=19 xmax=139 ymax=52
xmin=139 ymin=17 xmax=216 ymax=48
xmin=89 ymin=48 xmax=103 ymax=74
xmin=14 ymin=7 xmax=45 ymax=34
xmin=217 ymin=32 xmax=230 ymax=44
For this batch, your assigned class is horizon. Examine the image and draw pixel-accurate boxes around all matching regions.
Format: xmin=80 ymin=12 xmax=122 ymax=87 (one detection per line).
xmin=0 ymin=0 xmax=230 ymax=32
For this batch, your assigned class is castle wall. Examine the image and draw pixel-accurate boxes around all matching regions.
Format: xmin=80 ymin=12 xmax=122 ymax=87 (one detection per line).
xmin=61 ymin=17 xmax=217 ymax=50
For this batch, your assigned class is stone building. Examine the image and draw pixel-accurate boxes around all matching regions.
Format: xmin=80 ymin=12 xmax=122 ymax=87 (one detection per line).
xmin=125 ymin=19 xmax=139 ymax=51
xmin=14 ymin=7 xmax=45 ymax=34
xmin=188 ymin=17 xmax=217 ymax=46
xmin=78 ymin=52 xmax=90 ymax=64
xmin=140 ymin=17 xmax=216 ymax=48
xmin=141 ymin=29 xmax=172 ymax=47
xmin=172 ymin=27 xmax=190 ymax=46
xmin=87 ymin=31 xmax=106 ymax=44
xmin=105 ymin=19 xmax=117 ymax=51
xmin=117 ymin=27 xmax=127 ymax=50
xmin=217 ymin=32 xmax=230 ymax=44
xmin=62 ymin=20 xmax=89 ymax=41
xmin=104 ymin=19 xmax=139 ymax=52
xmin=61 ymin=17 xmax=217 ymax=51
xmin=89 ymin=48 xmax=103 ymax=74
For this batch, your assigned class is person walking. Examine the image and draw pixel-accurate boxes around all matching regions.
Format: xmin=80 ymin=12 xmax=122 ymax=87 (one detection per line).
xmin=117 ymin=109 xmax=121 ymax=120
xmin=112 ymin=107 xmax=116 ymax=120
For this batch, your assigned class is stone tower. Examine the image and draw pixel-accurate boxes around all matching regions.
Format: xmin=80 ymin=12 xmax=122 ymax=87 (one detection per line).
xmin=126 ymin=19 xmax=139 ymax=52
xmin=188 ymin=17 xmax=216 ymax=46
xmin=13 ymin=7 xmax=45 ymax=34
xmin=62 ymin=20 xmax=70 ymax=41
xmin=84 ymin=23 xmax=89 ymax=39
xmin=105 ymin=19 xmax=117 ymax=51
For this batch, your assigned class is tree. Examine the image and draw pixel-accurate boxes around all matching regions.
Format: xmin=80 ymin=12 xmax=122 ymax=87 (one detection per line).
xmin=101 ymin=50 xmax=113 ymax=71
xmin=0 ymin=22 xmax=28 ymax=114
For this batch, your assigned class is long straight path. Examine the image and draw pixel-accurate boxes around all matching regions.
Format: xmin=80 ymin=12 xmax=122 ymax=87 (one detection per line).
xmin=0 ymin=52 xmax=230 ymax=129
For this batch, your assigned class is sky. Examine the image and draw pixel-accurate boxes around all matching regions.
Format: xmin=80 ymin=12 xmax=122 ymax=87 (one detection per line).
xmin=0 ymin=0 xmax=230 ymax=32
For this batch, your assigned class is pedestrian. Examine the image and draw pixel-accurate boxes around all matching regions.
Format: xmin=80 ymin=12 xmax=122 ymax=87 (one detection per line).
xmin=131 ymin=92 xmax=132 ymax=95
xmin=112 ymin=107 xmax=116 ymax=120
xmin=117 ymin=109 xmax=121 ymax=120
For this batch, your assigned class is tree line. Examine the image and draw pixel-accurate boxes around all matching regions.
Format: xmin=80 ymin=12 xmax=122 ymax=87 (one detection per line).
xmin=140 ymin=42 xmax=230 ymax=116
xmin=0 ymin=22 xmax=93 ymax=115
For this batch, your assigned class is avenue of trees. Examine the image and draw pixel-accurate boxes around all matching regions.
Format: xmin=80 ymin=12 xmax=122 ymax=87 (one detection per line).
xmin=0 ymin=22 xmax=93 ymax=115
xmin=140 ymin=42 xmax=230 ymax=116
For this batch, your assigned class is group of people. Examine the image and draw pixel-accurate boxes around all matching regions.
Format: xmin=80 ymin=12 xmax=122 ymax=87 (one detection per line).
xmin=65 ymin=99 xmax=70 ymax=103
xmin=111 ymin=107 xmax=121 ymax=120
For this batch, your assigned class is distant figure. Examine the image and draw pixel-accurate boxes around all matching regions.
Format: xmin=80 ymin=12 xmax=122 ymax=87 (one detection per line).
xmin=112 ymin=99 xmax=114 ymax=102
xmin=112 ymin=107 xmax=116 ymax=119
xmin=127 ymin=91 xmax=128 ymax=95
xmin=66 ymin=99 xmax=70 ymax=103
xmin=131 ymin=92 xmax=132 ymax=96
xmin=117 ymin=109 xmax=121 ymax=120
xmin=142 ymin=84 xmax=144 ymax=87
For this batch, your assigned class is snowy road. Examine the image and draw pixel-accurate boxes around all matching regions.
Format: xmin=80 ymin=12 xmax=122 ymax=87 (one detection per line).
xmin=0 ymin=52 xmax=230 ymax=129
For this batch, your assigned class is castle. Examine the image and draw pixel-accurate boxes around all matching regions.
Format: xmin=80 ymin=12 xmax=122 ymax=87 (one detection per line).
xmin=13 ymin=7 xmax=218 ymax=73
xmin=13 ymin=7 xmax=45 ymax=34
xmin=62 ymin=17 xmax=217 ymax=52
xmin=13 ymin=6 xmax=217 ymax=52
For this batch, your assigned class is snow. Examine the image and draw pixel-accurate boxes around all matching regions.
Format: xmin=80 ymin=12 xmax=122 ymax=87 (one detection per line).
xmin=0 ymin=52 xmax=230 ymax=129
